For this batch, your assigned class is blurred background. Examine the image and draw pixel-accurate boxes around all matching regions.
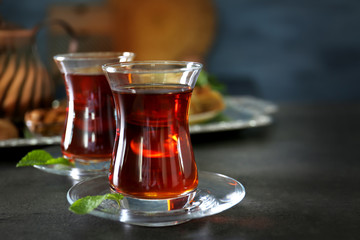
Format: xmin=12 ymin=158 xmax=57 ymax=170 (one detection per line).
xmin=1 ymin=0 xmax=360 ymax=103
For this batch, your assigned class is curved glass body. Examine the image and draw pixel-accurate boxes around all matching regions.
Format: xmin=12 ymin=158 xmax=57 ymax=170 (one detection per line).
xmin=53 ymin=52 xmax=135 ymax=166
xmin=103 ymin=61 xmax=202 ymax=199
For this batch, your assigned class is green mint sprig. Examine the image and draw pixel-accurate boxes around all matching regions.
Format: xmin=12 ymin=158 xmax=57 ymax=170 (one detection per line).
xmin=196 ymin=70 xmax=226 ymax=93
xmin=16 ymin=149 xmax=73 ymax=167
xmin=69 ymin=193 xmax=123 ymax=214
xmin=16 ymin=150 xmax=123 ymax=215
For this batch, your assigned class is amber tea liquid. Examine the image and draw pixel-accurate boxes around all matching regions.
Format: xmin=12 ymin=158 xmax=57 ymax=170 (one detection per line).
xmin=62 ymin=73 xmax=116 ymax=162
xmin=109 ymin=84 xmax=198 ymax=199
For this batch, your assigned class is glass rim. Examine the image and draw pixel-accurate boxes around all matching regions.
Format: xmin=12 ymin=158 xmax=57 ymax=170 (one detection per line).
xmin=102 ymin=61 xmax=203 ymax=74
xmin=53 ymin=52 xmax=135 ymax=61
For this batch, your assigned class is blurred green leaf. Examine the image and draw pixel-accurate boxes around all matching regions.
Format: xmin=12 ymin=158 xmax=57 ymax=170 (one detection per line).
xmin=196 ymin=70 xmax=226 ymax=93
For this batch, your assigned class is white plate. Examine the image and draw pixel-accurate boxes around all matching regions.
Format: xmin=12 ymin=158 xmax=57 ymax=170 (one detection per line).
xmin=189 ymin=96 xmax=277 ymax=134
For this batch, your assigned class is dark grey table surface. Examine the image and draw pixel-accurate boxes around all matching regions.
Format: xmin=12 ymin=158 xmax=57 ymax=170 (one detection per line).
xmin=1 ymin=102 xmax=359 ymax=240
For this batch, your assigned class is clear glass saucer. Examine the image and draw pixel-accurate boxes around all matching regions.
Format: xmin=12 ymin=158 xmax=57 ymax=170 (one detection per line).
xmin=32 ymin=146 xmax=109 ymax=180
xmin=34 ymin=161 xmax=109 ymax=180
xmin=67 ymin=171 xmax=246 ymax=227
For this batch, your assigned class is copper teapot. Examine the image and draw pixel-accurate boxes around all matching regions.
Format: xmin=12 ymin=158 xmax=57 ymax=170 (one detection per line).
xmin=0 ymin=19 xmax=77 ymax=122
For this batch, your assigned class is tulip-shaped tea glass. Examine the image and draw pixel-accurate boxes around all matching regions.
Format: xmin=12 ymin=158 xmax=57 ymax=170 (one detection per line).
xmin=103 ymin=61 xmax=202 ymax=210
xmin=53 ymin=52 xmax=135 ymax=173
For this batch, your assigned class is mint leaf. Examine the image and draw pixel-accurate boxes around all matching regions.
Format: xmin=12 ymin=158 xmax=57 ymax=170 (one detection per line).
xmin=104 ymin=193 xmax=124 ymax=206
xmin=196 ymin=70 xmax=209 ymax=87
xmin=69 ymin=193 xmax=124 ymax=214
xmin=69 ymin=195 xmax=107 ymax=215
xmin=45 ymin=157 xmax=72 ymax=166
xmin=16 ymin=149 xmax=73 ymax=167
xmin=196 ymin=70 xmax=226 ymax=93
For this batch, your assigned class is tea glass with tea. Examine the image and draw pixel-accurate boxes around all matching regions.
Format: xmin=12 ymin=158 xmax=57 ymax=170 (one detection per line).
xmin=53 ymin=52 xmax=135 ymax=172
xmin=102 ymin=61 xmax=202 ymax=211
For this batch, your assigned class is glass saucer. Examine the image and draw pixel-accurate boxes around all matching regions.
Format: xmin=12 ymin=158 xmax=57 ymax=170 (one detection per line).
xmin=34 ymin=163 xmax=109 ymax=180
xmin=67 ymin=171 xmax=246 ymax=227
xmin=32 ymin=146 xmax=109 ymax=180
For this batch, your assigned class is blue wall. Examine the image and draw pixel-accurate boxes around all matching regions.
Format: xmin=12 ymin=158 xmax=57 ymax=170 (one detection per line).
xmin=208 ymin=0 xmax=360 ymax=102
xmin=1 ymin=0 xmax=360 ymax=103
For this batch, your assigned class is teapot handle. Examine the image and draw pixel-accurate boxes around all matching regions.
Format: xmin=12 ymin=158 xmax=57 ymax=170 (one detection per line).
xmin=31 ymin=18 xmax=78 ymax=53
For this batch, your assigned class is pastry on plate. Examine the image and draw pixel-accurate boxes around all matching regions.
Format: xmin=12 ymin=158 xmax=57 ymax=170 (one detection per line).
xmin=25 ymin=106 xmax=66 ymax=137
xmin=189 ymin=71 xmax=226 ymax=124
xmin=0 ymin=118 xmax=19 ymax=140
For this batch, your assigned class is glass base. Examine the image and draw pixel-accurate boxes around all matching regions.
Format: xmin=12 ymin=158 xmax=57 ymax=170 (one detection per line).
xmin=117 ymin=190 xmax=196 ymax=212
xmin=33 ymin=160 xmax=109 ymax=180
xmin=67 ymin=171 xmax=246 ymax=227
xmin=32 ymin=146 xmax=110 ymax=180
xmin=72 ymin=158 xmax=110 ymax=171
